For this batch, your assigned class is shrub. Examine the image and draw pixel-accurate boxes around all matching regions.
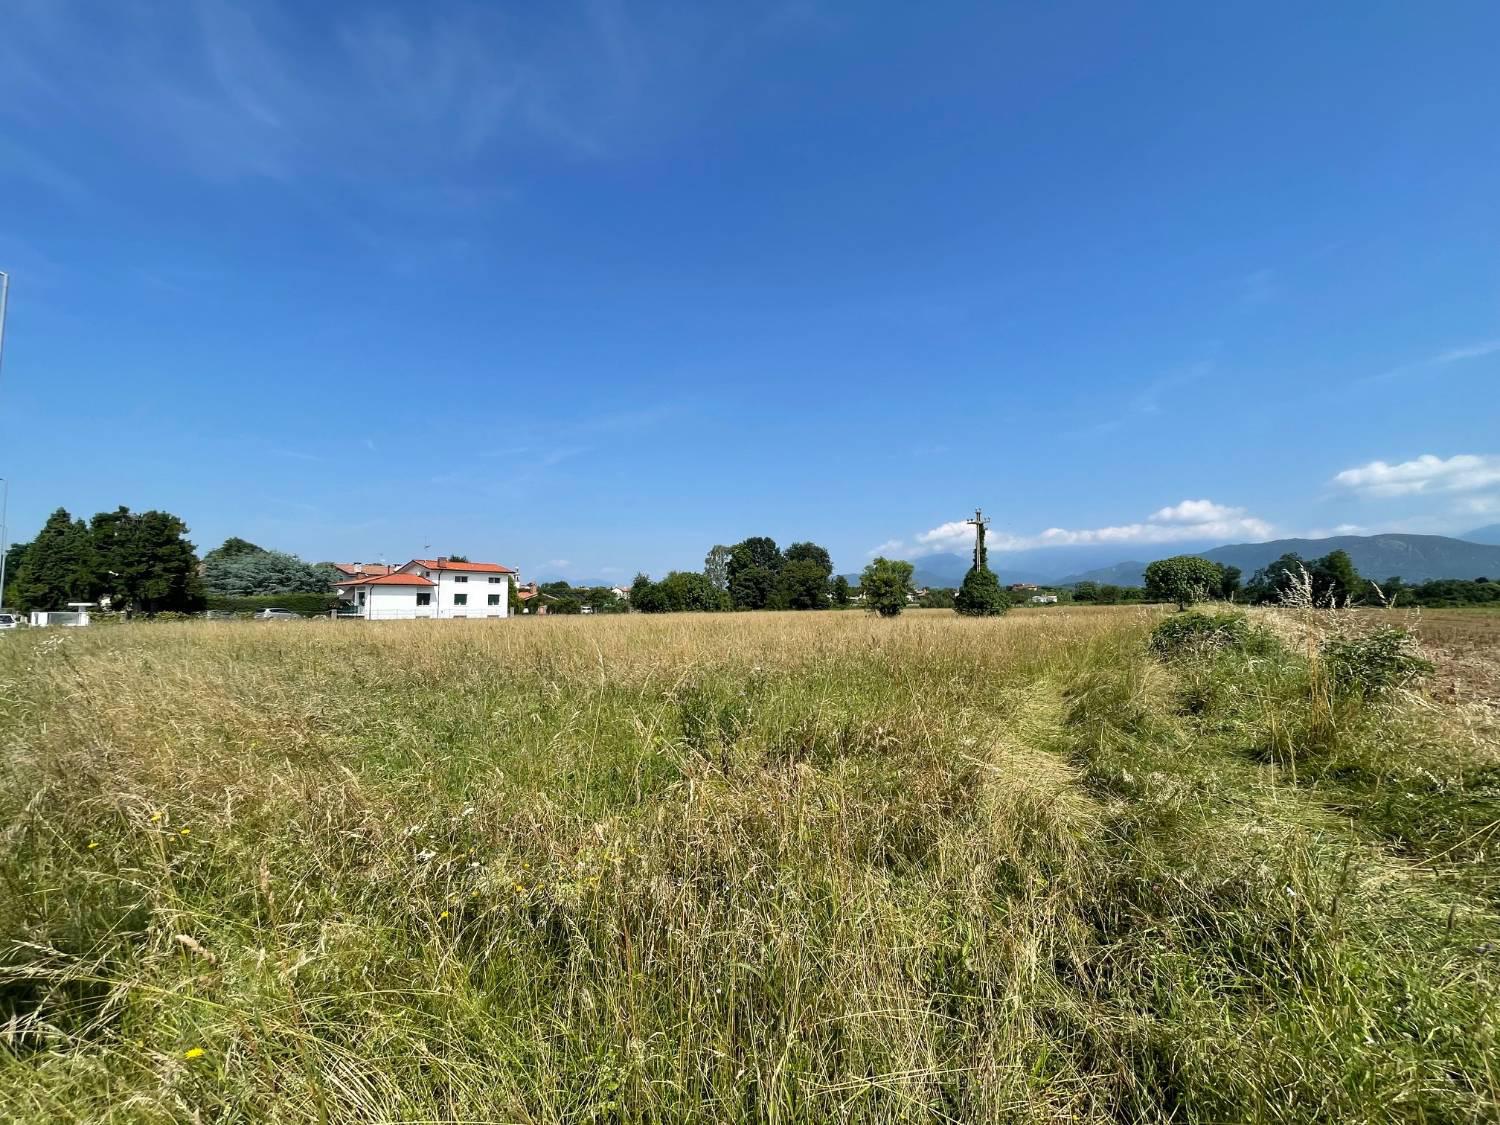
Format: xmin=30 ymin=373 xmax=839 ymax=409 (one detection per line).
xmin=1321 ymin=627 xmax=1433 ymax=697
xmin=954 ymin=566 xmax=1008 ymax=617
xmin=1148 ymin=610 xmax=1268 ymax=659
xmin=860 ymin=557 xmax=913 ymax=617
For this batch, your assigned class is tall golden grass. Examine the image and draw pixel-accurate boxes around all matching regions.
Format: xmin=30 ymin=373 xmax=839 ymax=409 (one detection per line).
xmin=1 ymin=607 xmax=1495 ymax=1122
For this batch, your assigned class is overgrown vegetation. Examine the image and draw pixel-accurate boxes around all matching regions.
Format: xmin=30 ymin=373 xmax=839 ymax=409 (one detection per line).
xmin=1 ymin=609 xmax=1495 ymax=1122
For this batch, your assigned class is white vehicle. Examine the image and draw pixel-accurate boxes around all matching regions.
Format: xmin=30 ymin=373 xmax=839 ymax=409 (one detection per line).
xmin=0 ymin=613 xmax=20 ymax=630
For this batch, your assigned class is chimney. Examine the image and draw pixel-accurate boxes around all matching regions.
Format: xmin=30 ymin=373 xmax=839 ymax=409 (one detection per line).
xmin=436 ymin=556 xmax=448 ymax=564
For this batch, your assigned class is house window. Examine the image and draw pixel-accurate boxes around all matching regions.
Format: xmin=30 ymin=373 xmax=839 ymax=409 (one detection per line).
xmin=357 ymin=591 xmax=366 ymax=604
xmin=488 ymin=576 xmax=503 ymax=584
xmin=453 ymin=594 xmax=467 ymax=606
xmin=416 ymin=592 xmax=431 ymax=606
xmin=487 ymin=594 xmax=500 ymax=606
xmin=454 ymin=575 xmax=468 ymax=583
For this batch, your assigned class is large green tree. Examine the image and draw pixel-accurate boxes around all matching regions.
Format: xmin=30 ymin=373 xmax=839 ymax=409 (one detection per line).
xmin=1245 ymin=551 xmax=1367 ymax=606
xmin=861 ymin=557 xmax=914 ymax=617
xmin=91 ymin=506 xmax=205 ymax=615
xmin=776 ymin=541 xmax=834 ymax=610
xmin=777 ymin=559 xmax=832 ymax=609
xmin=1143 ymin=555 xmax=1226 ymax=610
xmin=203 ymin=537 xmax=264 ymax=563
xmin=727 ymin=537 xmax=784 ymax=610
xmin=830 ymin=575 xmax=851 ymax=607
xmin=203 ymin=549 xmax=338 ymax=596
xmin=10 ymin=508 xmax=98 ymax=612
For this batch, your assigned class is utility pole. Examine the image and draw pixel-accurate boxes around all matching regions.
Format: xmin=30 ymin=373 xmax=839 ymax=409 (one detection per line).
xmin=0 ymin=478 xmax=8 ymax=611
xmin=0 ymin=270 xmax=9 ymax=386
xmin=0 ymin=272 xmax=9 ymax=611
xmin=965 ymin=507 xmax=989 ymax=572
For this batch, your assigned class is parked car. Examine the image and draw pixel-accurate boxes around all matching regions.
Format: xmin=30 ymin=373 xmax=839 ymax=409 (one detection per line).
xmin=0 ymin=613 xmax=21 ymax=630
xmin=253 ymin=608 xmax=302 ymax=620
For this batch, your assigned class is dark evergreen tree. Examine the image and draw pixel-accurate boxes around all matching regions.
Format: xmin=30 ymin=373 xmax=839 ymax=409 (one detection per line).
xmin=91 ymin=507 xmax=205 ymax=615
xmin=830 ymin=575 xmax=852 ymax=607
xmin=11 ymin=508 xmax=99 ymax=611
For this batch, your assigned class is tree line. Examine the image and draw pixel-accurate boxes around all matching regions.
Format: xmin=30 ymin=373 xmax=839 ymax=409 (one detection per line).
xmin=3 ymin=507 xmax=344 ymax=616
xmin=1142 ymin=547 xmax=1496 ymax=609
xmin=632 ymin=538 xmax=851 ymax=613
xmin=631 ymin=534 xmax=1014 ymax=618
xmin=4 ymin=506 xmax=204 ymax=615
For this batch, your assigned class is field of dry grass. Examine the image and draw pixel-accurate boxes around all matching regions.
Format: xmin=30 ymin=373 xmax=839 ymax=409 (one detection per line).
xmin=1 ymin=607 xmax=1496 ymax=1122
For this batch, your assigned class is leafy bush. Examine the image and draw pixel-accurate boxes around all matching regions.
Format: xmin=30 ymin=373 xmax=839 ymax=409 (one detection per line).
xmin=954 ymin=566 xmax=1008 ymax=616
xmin=1321 ymin=627 xmax=1433 ymax=697
xmin=1148 ymin=610 xmax=1269 ymax=659
xmin=204 ymin=593 xmax=340 ymax=617
xmin=860 ymin=557 xmax=913 ymax=617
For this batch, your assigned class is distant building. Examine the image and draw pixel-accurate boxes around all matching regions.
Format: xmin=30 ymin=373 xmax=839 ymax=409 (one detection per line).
xmin=335 ymin=557 xmax=517 ymax=620
xmin=330 ymin=562 xmax=395 ymax=580
xmin=1009 ymin=583 xmax=1039 ymax=592
xmin=1029 ymin=594 xmax=1058 ymax=605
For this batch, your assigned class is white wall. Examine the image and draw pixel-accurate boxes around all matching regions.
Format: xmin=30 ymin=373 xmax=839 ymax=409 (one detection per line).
xmin=364 ymin=586 xmax=433 ymax=621
xmin=399 ymin=565 xmax=510 ymax=619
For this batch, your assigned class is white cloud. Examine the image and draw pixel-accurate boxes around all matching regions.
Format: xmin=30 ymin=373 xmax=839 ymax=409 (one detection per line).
xmin=870 ymin=500 xmax=1273 ymax=557
xmin=1149 ymin=499 xmax=1239 ymax=524
xmin=1333 ymin=454 xmax=1500 ymax=498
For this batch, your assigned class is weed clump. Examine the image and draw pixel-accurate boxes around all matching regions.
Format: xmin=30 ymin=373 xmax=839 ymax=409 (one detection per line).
xmin=1148 ymin=610 xmax=1273 ymax=660
xmin=1321 ymin=626 xmax=1433 ymax=698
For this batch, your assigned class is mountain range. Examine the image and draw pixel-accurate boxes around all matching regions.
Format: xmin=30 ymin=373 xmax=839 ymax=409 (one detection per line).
xmin=875 ymin=533 xmax=1500 ymax=589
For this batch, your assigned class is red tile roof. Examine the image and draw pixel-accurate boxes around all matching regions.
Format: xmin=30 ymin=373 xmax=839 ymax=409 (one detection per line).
xmin=410 ymin=559 xmax=516 ymax=574
xmin=334 ymin=573 xmax=435 ymax=587
xmin=331 ymin=563 xmax=395 ymax=578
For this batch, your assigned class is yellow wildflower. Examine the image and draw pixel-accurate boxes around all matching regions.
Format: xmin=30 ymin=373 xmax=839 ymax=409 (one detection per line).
xmin=439 ymin=911 xmax=450 ymax=920
xmin=150 ymin=811 xmax=162 ymax=823
xmin=87 ymin=841 xmax=99 ymax=850
xmin=183 ymin=1047 xmax=205 ymax=1060
xmin=179 ymin=828 xmax=191 ymax=836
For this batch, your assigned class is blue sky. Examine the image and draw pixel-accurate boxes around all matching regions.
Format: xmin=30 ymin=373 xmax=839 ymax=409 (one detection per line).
xmin=2 ymin=1 xmax=1498 ymax=582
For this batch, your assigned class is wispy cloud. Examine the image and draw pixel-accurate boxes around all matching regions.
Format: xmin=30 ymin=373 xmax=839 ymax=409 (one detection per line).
xmin=1066 ymin=357 xmax=1215 ymax=437
xmin=1367 ymin=340 xmax=1500 ymax=384
xmin=871 ymin=500 xmax=1273 ymax=557
xmin=1333 ymin=453 xmax=1500 ymax=498
xmin=0 ymin=2 xmax=667 ymax=189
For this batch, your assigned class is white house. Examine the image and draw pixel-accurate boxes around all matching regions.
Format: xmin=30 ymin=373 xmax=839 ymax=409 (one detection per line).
xmin=335 ymin=557 xmax=517 ymax=620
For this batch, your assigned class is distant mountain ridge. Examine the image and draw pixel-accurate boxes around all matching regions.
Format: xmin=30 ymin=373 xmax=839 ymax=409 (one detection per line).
xmin=1057 ymin=534 xmax=1500 ymax=587
xmin=1465 ymin=524 xmax=1500 ymax=546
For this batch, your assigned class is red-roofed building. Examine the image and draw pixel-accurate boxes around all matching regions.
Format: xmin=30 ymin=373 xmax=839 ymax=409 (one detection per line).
xmin=330 ymin=562 xmax=395 ymax=580
xmin=334 ymin=556 xmax=517 ymax=620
